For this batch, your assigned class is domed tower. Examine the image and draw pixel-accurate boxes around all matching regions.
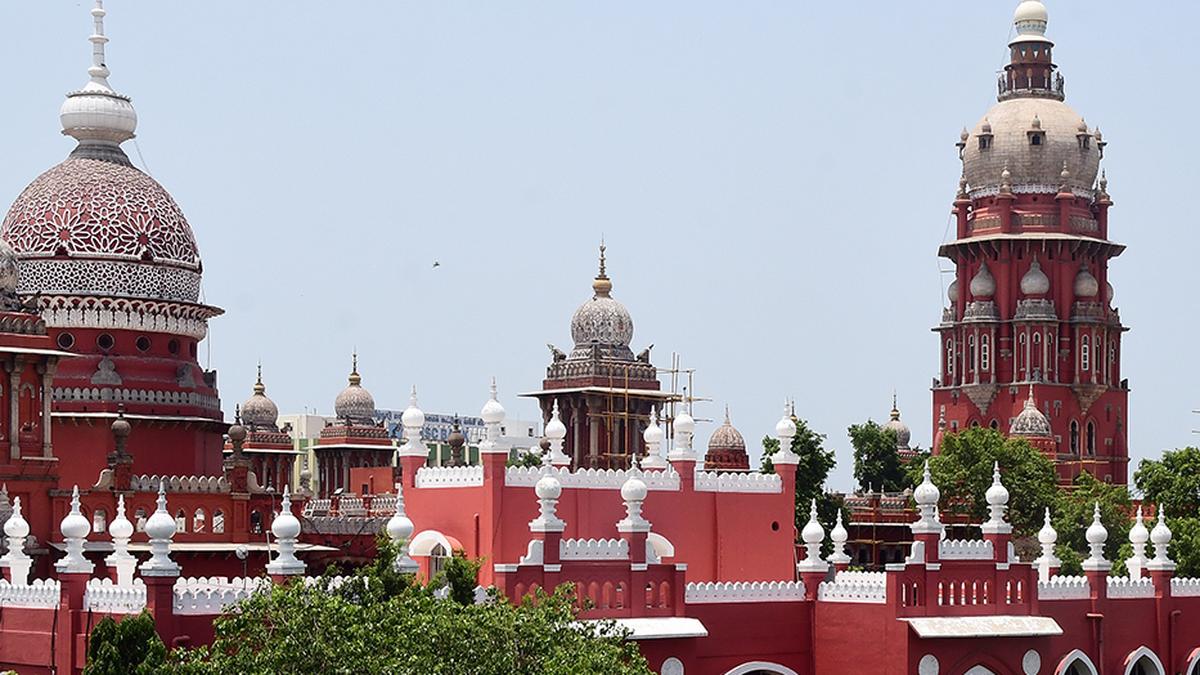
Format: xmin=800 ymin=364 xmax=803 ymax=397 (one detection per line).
xmin=704 ymin=406 xmax=749 ymax=472
xmin=884 ymin=395 xmax=917 ymax=462
xmin=313 ymin=355 xmax=393 ymax=497
xmin=526 ymin=245 xmax=674 ymax=469
xmin=0 ymin=2 xmax=226 ymax=486
xmin=935 ymin=1 xmax=1128 ymax=484
xmin=225 ymin=365 xmax=297 ymax=492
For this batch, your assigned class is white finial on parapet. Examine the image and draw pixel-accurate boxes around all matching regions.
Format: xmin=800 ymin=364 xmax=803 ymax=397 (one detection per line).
xmin=139 ymin=480 xmax=180 ymax=576
xmin=982 ymin=462 xmax=1012 ymax=534
xmin=797 ymin=499 xmax=828 ymax=572
xmin=1035 ymin=508 xmax=1059 ymax=582
xmin=617 ymin=472 xmax=650 ymax=533
xmin=773 ymin=399 xmax=800 ymax=465
xmin=667 ymin=402 xmax=696 ymax=463
xmin=828 ymin=510 xmax=851 ymax=566
xmin=105 ymin=494 xmax=137 ymax=587
xmin=398 ymin=386 xmax=428 ymax=458
xmin=911 ymin=461 xmax=942 ymax=534
xmin=1 ymin=497 xmax=32 ymax=584
xmin=1125 ymin=506 xmax=1150 ymax=579
xmin=266 ymin=486 xmax=305 ymax=577
xmin=529 ymin=469 xmax=565 ymax=533
xmin=544 ymin=400 xmax=570 ymax=467
xmin=55 ymin=486 xmax=94 ymax=574
xmin=1147 ymin=505 xmax=1175 ymax=571
xmin=641 ymin=406 xmax=666 ymax=469
xmin=479 ymin=378 xmax=508 ymax=455
xmin=385 ymin=485 xmax=418 ymax=573
xmin=1082 ymin=502 xmax=1111 ymax=571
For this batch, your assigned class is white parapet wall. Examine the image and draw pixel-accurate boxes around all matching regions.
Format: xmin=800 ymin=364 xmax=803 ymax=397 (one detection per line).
xmin=685 ymin=580 xmax=805 ymax=604
xmin=817 ymin=571 xmax=887 ymax=604
xmin=173 ymin=576 xmax=271 ymax=615
xmin=85 ymin=578 xmax=147 ymax=614
xmin=1172 ymin=578 xmax=1200 ymax=597
xmin=1037 ymin=575 xmax=1090 ymax=600
xmin=505 ymin=466 xmax=681 ymax=491
xmin=693 ymin=470 xmax=781 ymax=494
xmin=939 ymin=539 xmax=994 ymax=560
xmin=0 ymin=579 xmax=61 ymax=609
xmin=131 ymin=474 xmax=230 ymax=493
xmin=560 ymin=538 xmax=630 ymax=561
xmin=415 ymin=465 xmax=485 ymax=488
xmin=1106 ymin=576 xmax=1156 ymax=599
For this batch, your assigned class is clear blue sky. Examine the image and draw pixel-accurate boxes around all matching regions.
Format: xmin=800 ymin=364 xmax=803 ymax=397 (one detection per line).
xmin=4 ymin=2 xmax=1198 ymax=492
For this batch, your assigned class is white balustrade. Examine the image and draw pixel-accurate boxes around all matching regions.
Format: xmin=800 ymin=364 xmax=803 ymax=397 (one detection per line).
xmin=84 ymin=578 xmax=146 ymax=614
xmin=684 ymin=580 xmax=805 ymax=604
xmin=1037 ymin=575 xmax=1090 ymax=600
xmin=172 ymin=576 xmax=270 ymax=615
xmin=130 ymin=474 xmax=229 ymax=493
xmin=415 ymin=465 xmax=484 ymax=488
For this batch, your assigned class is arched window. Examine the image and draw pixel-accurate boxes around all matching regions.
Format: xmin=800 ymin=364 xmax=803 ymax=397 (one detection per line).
xmin=135 ymin=508 xmax=148 ymax=533
xmin=968 ymin=335 xmax=977 ymax=370
xmin=250 ymin=510 xmax=263 ymax=534
xmin=193 ymin=508 xmax=206 ymax=533
xmin=1123 ymin=647 xmax=1167 ymax=675
xmin=174 ymin=509 xmax=187 ymax=533
xmin=213 ymin=509 xmax=225 ymax=534
xmin=1069 ymin=421 xmax=1080 ymax=454
xmin=92 ymin=508 xmax=108 ymax=534
xmin=1018 ymin=333 xmax=1027 ymax=375
xmin=430 ymin=543 xmax=449 ymax=576
xmin=981 ymin=335 xmax=991 ymax=372
xmin=1086 ymin=422 xmax=1096 ymax=456
xmin=946 ymin=340 xmax=955 ymax=377
xmin=1081 ymin=334 xmax=1091 ymax=371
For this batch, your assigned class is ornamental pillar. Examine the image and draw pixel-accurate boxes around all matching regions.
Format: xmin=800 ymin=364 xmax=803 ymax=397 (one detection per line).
xmin=40 ymin=360 xmax=56 ymax=457
xmin=8 ymin=357 xmax=22 ymax=459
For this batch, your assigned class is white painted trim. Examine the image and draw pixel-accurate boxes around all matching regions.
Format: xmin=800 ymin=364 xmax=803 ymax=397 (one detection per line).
xmin=1122 ymin=646 xmax=1166 ymax=675
xmin=409 ymin=530 xmax=455 ymax=557
xmin=1184 ymin=647 xmax=1200 ymax=675
xmin=1055 ymin=649 xmax=1098 ymax=675
xmin=724 ymin=662 xmax=799 ymax=675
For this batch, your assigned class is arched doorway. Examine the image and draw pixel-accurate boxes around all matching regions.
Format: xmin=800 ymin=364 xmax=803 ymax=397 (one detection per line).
xmin=1123 ymin=647 xmax=1165 ymax=675
xmin=965 ymin=667 xmax=996 ymax=675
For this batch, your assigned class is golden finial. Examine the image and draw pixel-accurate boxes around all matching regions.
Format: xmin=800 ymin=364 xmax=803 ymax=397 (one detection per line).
xmin=349 ymin=351 xmax=361 ymax=386
xmin=890 ymin=391 xmax=900 ymax=420
xmin=592 ymin=241 xmax=612 ymax=297
xmin=254 ymin=362 xmax=265 ymax=395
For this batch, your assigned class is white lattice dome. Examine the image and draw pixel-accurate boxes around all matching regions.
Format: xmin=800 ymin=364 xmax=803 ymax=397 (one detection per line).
xmin=1010 ymin=391 xmax=1052 ymax=438
xmin=1 ymin=159 xmax=203 ymax=303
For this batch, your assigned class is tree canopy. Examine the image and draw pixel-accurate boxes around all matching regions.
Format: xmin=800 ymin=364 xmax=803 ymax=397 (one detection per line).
xmin=1135 ymin=447 xmax=1200 ymax=577
xmin=907 ymin=427 xmax=1058 ymax=537
xmin=848 ymin=420 xmax=909 ymax=492
xmin=1051 ymin=471 xmax=1132 ymax=575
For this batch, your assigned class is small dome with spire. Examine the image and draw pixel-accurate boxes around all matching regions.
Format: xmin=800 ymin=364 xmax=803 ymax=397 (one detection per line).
xmin=884 ymin=396 xmax=911 ymax=449
xmin=1074 ymin=264 xmax=1099 ymax=298
xmin=241 ymin=364 xmax=279 ymax=431
xmin=59 ymin=2 xmax=138 ymax=146
xmin=1020 ymin=257 xmax=1050 ymax=296
xmin=1013 ymin=0 xmax=1049 ymax=38
xmin=707 ymin=407 xmax=746 ymax=456
xmin=970 ymin=261 xmax=996 ymax=299
xmin=334 ymin=354 xmax=376 ymax=424
xmin=569 ymin=244 xmax=634 ymax=361
xmin=1010 ymin=387 xmax=1052 ymax=438
xmin=947 ymin=279 xmax=959 ymax=305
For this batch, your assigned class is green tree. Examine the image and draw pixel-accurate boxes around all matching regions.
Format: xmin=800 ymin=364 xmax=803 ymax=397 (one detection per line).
xmin=83 ymin=611 xmax=166 ymax=675
xmin=167 ymin=550 xmax=651 ymax=675
xmin=907 ymin=427 xmax=1058 ymax=537
xmin=760 ymin=415 xmax=838 ymax=536
xmin=507 ymin=450 xmax=544 ymax=468
xmin=1051 ymin=471 xmax=1132 ymax=575
xmin=1134 ymin=447 xmax=1200 ymax=577
xmin=849 ymin=420 xmax=908 ymax=492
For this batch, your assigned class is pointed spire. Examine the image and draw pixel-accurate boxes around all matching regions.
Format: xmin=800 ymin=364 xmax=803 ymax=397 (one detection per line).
xmin=912 ymin=460 xmax=942 ymax=534
xmin=1 ymin=496 xmax=31 ymax=584
xmin=890 ymin=391 xmax=900 ymax=420
xmin=348 ymin=352 xmax=361 ymax=386
xmin=592 ymin=241 xmax=613 ymax=297
xmin=544 ymin=399 xmax=570 ymax=467
xmin=140 ymin=480 xmax=180 ymax=576
xmin=1082 ymin=502 xmax=1111 ymax=571
xmin=797 ymin=499 xmax=828 ymax=572
xmin=982 ymin=461 xmax=1011 ymax=534
xmin=1147 ymin=505 xmax=1175 ymax=570
xmin=106 ymin=494 xmax=136 ymax=587
xmin=61 ymin=1 xmax=137 ymax=148
xmin=828 ymin=510 xmax=851 ymax=566
xmin=55 ymin=486 xmax=94 ymax=574
xmin=1125 ymin=505 xmax=1150 ymax=579
xmin=254 ymin=362 xmax=265 ymax=395
xmin=386 ymin=485 xmax=418 ymax=573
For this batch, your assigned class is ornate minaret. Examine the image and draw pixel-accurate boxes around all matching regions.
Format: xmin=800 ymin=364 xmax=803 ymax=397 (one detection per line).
xmin=934 ymin=0 xmax=1128 ymax=485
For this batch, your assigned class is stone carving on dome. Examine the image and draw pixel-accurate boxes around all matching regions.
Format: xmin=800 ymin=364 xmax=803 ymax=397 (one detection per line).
xmin=241 ymin=373 xmax=279 ymax=432
xmin=570 ymin=298 xmax=634 ymax=361
xmin=2 ymin=159 xmax=201 ymax=270
xmin=1014 ymin=298 xmax=1056 ymax=321
xmin=1068 ymin=216 xmax=1099 ymax=233
xmin=90 ymin=357 xmax=122 ymax=386
xmin=35 ymin=295 xmax=218 ymax=339
xmin=1020 ymin=258 xmax=1050 ymax=296
xmin=969 ymin=262 xmax=995 ymax=299
xmin=707 ymin=415 xmax=746 ymax=454
xmin=545 ymin=357 xmax=658 ymax=385
xmin=1069 ymin=301 xmax=1107 ymax=322
xmin=963 ymin=384 xmax=999 ymax=415
xmin=963 ymin=300 xmax=999 ymax=322
xmin=17 ymin=259 xmax=202 ymax=304
xmin=1010 ymin=389 xmax=1052 ymax=437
